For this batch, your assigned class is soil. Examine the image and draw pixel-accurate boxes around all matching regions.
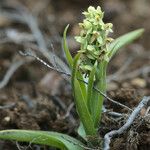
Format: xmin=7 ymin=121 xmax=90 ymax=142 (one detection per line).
xmin=0 ymin=0 xmax=150 ymax=149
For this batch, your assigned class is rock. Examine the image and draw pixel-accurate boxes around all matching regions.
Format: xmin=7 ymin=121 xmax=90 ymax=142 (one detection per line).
xmin=131 ymin=78 xmax=146 ymax=88
xmin=4 ymin=116 xmax=10 ymax=122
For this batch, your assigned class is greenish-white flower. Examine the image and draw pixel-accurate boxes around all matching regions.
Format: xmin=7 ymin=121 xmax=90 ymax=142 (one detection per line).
xmin=75 ymin=6 xmax=113 ymax=75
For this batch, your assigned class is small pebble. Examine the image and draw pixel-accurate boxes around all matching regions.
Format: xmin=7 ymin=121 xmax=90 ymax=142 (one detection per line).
xmin=4 ymin=116 xmax=10 ymax=122
xmin=131 ymin=78 xmax=146 ymax=88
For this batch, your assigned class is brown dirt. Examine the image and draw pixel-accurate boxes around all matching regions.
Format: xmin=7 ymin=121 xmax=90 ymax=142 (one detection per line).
xmin=0 ymin=0 xmax=150 ymax=149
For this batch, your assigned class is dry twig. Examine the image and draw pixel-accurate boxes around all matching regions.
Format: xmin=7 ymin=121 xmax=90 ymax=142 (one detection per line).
xmin=102 ymin=106 xmax=123 ymax=117
xmin=20 ymin=8 xmax=70 ymax=73
xmin=0 ymin=7 xmax=70 ymax=74
xmin=0 ymin=103 xmax=16 ymax=110
xmin=50 ymin=95 xmax=76 ymax=124
xmin=116 ymin=66 xmax=150 ymax=81
xmin=62 ymin=102 xmax=76 ymax=124
xmin=0 ymin=60 xmax=25 ymax=89
xmin=107 ymin=57 xmax=133 ymax=82
xmin=108 ymin=65 xmax=150 ymax=82
xmin=103 ymin=96 xmax=150 ymax=150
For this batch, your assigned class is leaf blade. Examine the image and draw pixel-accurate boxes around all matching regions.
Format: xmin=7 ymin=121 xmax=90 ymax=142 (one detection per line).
xmin=71 ymin=54 xmax=96 ymax=136
xmin=63 ymin=24 xmax=73 ymax=69
xmin=87 ymin=64 xmax=96 ymax=114
xmin=0 ymin=130 xmax=84 ymax=150
xmin=108 ymin=28 xmax=144 ymax=60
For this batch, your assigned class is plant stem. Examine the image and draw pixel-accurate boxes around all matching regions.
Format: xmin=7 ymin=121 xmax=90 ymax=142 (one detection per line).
xmin=93 ymin=61 xmax=107 ymax=128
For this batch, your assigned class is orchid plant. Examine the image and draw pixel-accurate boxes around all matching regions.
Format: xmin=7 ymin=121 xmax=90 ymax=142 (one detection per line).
xmin=0 ymin=6 xmax=144 ymax=150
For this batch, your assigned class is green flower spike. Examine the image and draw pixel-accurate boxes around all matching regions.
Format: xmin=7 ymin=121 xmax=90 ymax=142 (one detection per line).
xmin=75 ymin=6 xmax=113 ymax=75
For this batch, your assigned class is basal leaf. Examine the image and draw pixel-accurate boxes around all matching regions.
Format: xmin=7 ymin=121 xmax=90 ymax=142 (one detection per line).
xmin=63 ymin=24 xmax=73 ymax=69
xmin=87 ymin=64 xmax=96 ymax=114
xmin=93 ymin=61 xmax=107 ymax=127
xmin=108 ymin=28 xmax=144 ymax=60
xmin=71 ymin=54 xmax=96 ymax=136
xmin=77 ymin=72 xmax=87 ymax=99
xmin=77 ymin=122 xmax=86 ymax=140
xmin=0 ymin=130 xmax=84 ymax=150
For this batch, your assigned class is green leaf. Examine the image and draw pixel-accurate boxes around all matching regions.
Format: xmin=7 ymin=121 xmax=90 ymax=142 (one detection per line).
xmin=0 ymin=130 xmax=84 ymax=150
xmin=63 ymin=24 xmax=73 ymax=69
xmin=108 ymin=28 xmax=144 ymax=60
xmin=73 ymin=75 xmax=96 ymax=136
xmin=63 ymin=26 xmax=86 ymax=100
xmin=77 ymin=72 xmax=87 ymax=99
xmin=93 ymin=61 xmax=107 ymax=128
xmin=87 ymin=64 xmax=96 ymax=114
xmin=71 ymin=54 xmax=96 ymax=136
xmin=77 ymin=122 xmax=86 ymax=140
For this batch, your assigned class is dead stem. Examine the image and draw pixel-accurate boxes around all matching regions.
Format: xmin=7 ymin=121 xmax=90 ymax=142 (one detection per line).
xmin=103 ymin=96 xmax=150 ymax=150
xmin=0 ymin=60 xmax=25 ymax=89
xmin=20 ymin=7 xmax=70 ymax=74
xmin=0 ymin=103 xmax=16 ymax=110
xmin=116 ymin=66 xmax=150 ymax=81
xmin=62 ymin=102 xmax=76 ymax=124
xmin=0 ymin=6 xmax=70 ymax=74
xmin=108 ymin=65 xmax=150 ymax=82
xmin=102 ymin=106 xmax=123 ymax=118
xmin=107 ymin=57 xmax=133 ymax=82
xmin=50 ymin=95 xmax=76 ymax=124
